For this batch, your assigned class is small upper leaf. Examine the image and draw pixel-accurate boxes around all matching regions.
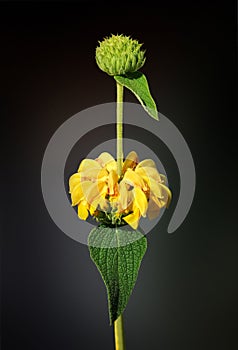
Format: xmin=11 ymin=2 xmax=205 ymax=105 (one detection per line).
xmin=114 ymin=72 xmax=159 ymax=120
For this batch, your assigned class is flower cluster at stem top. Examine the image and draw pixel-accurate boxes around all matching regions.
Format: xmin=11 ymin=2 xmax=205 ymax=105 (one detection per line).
xmin=69 ymin=151 xmax=171 ymax=230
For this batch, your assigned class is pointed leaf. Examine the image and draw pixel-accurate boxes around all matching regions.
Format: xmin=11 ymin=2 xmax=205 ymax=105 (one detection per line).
xmin=114 ymin=72 xmax=159 ymax=120
xmin=88 ymin=225 xmax=147 ymax=324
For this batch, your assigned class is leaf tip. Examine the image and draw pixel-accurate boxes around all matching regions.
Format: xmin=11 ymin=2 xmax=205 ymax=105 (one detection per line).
xmin=146 ymin=107 xmax=159 ymax=121
xmin=154 ymin=110 xmax=159 ymax=121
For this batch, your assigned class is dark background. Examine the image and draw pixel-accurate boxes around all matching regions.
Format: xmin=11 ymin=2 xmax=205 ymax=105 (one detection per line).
xmin=1 ymin=1 xmax=237 ymax=349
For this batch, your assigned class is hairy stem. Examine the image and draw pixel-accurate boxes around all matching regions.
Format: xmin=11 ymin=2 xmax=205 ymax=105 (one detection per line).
xmin=114 ymin=314 xmax=126 ymax=350
xmin=114 ymin=83 xmax=125 ymax=349
xmin=116 ymin=82 xmax=124 ymax=176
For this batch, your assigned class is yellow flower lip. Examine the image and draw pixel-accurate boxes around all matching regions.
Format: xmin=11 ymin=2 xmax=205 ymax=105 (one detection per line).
xmin=69 ymin=151 xmax=171 ymax=229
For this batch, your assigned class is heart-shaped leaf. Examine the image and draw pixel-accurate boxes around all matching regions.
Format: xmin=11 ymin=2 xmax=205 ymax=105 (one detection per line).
xmin=88 ymin=225 xmax=147 ymax=324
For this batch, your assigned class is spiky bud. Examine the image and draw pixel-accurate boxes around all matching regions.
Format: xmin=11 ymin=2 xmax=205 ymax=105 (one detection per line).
xmin=95 ymin=34 xmax=146 ymax=76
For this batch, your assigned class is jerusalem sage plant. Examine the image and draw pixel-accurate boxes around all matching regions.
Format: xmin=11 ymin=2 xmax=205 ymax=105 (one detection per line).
xmin=68 ymin=34 xmax=171 ymax=349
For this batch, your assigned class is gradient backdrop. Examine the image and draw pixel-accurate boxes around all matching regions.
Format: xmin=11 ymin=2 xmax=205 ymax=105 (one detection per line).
xmin=1 ymin=1 xmax=237 ymax=349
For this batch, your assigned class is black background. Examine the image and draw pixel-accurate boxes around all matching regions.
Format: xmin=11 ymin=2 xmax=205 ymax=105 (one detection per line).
xmin=1 ymin=1 xmax=237 ymax=349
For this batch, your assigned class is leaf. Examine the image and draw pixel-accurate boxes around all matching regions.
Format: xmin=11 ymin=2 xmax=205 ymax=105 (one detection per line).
xmin=88 ymin=225 xmax=147 ymax=324
xmin=114 ymin=71 xmax=159 ymax=120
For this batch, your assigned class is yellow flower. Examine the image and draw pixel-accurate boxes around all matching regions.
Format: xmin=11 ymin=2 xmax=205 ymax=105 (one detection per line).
xmin=69 ymin=151 xmax=171 ymax=229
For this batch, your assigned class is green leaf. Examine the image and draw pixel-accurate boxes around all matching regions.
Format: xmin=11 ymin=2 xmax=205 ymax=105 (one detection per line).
xmin=114 ymin=71 xmax=159 ymax=120
xmin=88 ymin=225 xmax=147 ymax=324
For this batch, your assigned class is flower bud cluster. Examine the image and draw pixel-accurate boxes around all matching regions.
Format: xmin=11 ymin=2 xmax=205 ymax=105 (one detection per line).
xmin=96 ymin=34 xmax=146 ymax=76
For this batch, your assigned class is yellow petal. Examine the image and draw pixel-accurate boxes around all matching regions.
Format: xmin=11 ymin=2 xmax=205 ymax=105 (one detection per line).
xmin=123 ymin=168 xmax=145 ymax=188
xmin=160 ymin=174 xmax=167 ymax=184
xmin=97 ymin=168 xmax=109 ymax=182
xmin=69 ymin=173 xmax=81 ymax=193
xmin=147 ymin=178 xmax=164 ymax=198
xmin=71 ymin=183 xmax=84 ymax=206
xmin=134 ymin=187 xmax=148 ymax=217
xmin=136 ymin=159 xmax=156 ymax=169
xmin=123 ymin=208 xmax=141 ymax=229
xmin=108 ymin=169 xmax=119 ymax=195
xmin=118 ymin=181 xmax=129 ymax=210
xmin=105 ymin=160 xmax=117 ymax=173
xmin=79 ymin=180 xmax=96 ymax=203
xmin=91 ymin=195 xmax=108 ymax=212
xmin=118 ymin=180 xmax=133 ymax=211
xmin=81 ymin=167 xmax=109 ymax=184
xmin=83 ymin=181 xmax=106 ymax=205
xmin=80 ymin=167 xmax=102 ymax=181
xmin=89 ymin=204 xmax=96 ymax=216
xmin=158 ymin=183 xmax=172 ymax=206
xmin=151 ymin=195 xmax=163 ymax=208
xmin=78 ymin=201 xmax=89 ymax=220
xmin=78 ymin=159 xmax=101 ymax=172
xmin=95 ymin=152 xmax=115 ymax=167
xmin=162 ymin=185 xmax=172 ymax=208
xmin=122 ymin=151 xmax=139 ymax=173
xmin=135 ymin=166 xmax=162 ymax=183
xmin=148 ymin=184 xmax=172 ymax=208
xmin=147 ymin=196 xmax=161 ymax=220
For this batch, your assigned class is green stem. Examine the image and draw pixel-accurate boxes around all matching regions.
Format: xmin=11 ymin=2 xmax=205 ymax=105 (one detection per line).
xmin=116 ymin=82 xmax=124 ymax=177
xmin=114 ymin=84 xmax=125 ymax=350
xmin=114 ymin=314 xmax=126 ymax=350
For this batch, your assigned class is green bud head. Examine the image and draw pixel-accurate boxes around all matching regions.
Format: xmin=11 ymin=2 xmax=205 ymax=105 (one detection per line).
xmin=96 ymin=34 xmax=146 ymax=76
